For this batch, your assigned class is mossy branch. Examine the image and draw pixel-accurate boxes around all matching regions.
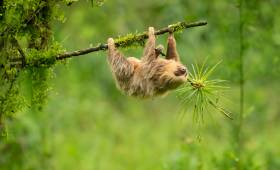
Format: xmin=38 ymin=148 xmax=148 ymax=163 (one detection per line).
xmin=56 ymin=20 xmax=207 ymax=60
xmin=8 ymin=20 xmax=207 ymax=66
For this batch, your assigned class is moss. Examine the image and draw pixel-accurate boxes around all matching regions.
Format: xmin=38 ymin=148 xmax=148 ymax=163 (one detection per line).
xmin=25 ymin=42 xmax=63 ymax=67
xmin=0 ymin=0 xmax=65 ymax=134
xmin=169 ymin=22 xmax=186 ymax=33
xmin=113 ymin=22 xmax=188 ymax=50
xmin=115 ymin=33 xmax=146 ymax=49
xmin=29 ymin=67 xmax=54 ymax=110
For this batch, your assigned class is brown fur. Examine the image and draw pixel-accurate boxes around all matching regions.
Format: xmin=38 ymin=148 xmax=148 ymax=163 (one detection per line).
xmin=107 ymin=27 xmax=188 ymax=98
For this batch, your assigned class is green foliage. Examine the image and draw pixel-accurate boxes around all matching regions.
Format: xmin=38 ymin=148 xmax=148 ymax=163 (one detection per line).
xmin=0 ymin=0 xmax=66 ymax=135
xmin=29 ymin=67 xmax=54 ymax=110
xmin=177 ymin=61 xmax=232 ymax=123
xmin=1 ymin=0 xmax=280 ymax=170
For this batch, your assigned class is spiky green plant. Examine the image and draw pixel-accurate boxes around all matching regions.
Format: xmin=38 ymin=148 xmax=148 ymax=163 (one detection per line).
xmin=176 ymin=60 xmax=232 ymax=123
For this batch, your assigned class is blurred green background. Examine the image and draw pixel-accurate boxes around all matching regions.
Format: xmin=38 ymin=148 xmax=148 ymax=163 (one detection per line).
xmin=1 ymin=0 xmax=280 ymax=169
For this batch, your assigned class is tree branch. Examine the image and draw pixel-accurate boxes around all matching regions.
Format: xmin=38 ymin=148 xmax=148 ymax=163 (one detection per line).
xmin=8 ymin=20 xmax=207 ymax=66
xmin=56 ymin=20 xmax=207 ymax=60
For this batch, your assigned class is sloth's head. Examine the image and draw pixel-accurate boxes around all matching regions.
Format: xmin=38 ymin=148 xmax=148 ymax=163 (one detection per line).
xmin=151 ymin=58 xmax=188 ymax=91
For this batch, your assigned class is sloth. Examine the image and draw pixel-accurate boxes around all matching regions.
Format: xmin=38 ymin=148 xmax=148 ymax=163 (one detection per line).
xmin=107 ymin=27 xmax=188 ymax=98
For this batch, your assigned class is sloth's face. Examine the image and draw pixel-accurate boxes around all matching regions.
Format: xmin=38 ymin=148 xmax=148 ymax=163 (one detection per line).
xmin=152 ymin=59 xmax=188 ymax=90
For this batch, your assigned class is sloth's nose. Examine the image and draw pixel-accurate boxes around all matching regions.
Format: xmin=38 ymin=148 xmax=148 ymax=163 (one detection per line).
xmin=178 ymin=67 xmax=187 ymax=76
xmin=174 ymin=67 xmax=187 ymax=76
xmin=179 ymin=68 xmax=186 ymax=74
